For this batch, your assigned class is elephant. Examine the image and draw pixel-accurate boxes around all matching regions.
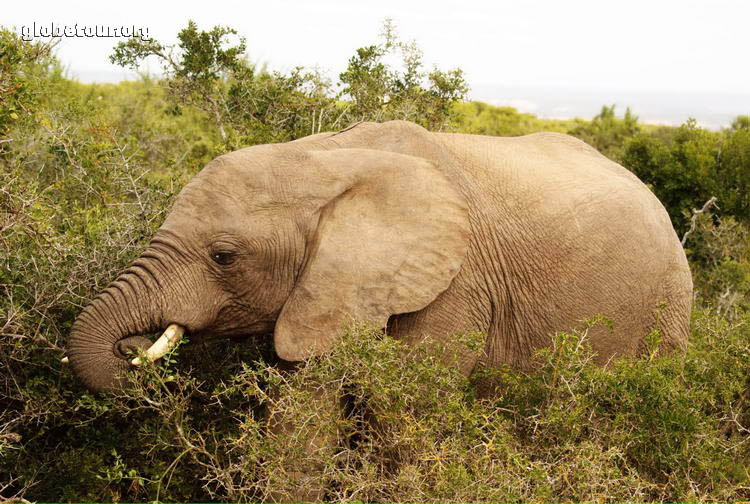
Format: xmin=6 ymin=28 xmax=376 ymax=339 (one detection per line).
xmin=67 ymin=119 xmax=692 ymax=392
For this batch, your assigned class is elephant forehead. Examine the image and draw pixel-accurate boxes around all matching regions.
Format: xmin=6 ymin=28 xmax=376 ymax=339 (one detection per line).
xmin=161 ymin=179 xmax=296 ymax=240
xmin=166 ymin=182 xmax=238 ymax=225
xmin=208 ymin=146 xmax=310 ymax=184
xmin=195 ymin=148 xmax=324 ymax=203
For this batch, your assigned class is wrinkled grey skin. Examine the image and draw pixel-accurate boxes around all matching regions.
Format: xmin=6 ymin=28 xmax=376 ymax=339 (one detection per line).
xmin=68 ymin=120 xmax=692 ymax=393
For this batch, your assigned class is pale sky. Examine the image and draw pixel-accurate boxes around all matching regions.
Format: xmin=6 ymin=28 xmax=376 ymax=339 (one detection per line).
xmin=4 ymin=0 xmax=749 ymax=127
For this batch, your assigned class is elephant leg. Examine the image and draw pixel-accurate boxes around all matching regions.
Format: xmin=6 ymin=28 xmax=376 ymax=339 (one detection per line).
xmin=262 ymin=361 xmax=341 ymax=502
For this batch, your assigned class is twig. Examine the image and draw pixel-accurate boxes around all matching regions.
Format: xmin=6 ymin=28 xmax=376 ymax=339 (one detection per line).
xmin=681 ymin=196 xmax=718 ymax=246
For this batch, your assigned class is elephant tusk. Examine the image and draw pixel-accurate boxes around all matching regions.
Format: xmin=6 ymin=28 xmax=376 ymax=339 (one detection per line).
xmin=61 ymin=357 xmax=69 ymax=364
xmin=131 ymin=324 xmax=185 ymax=366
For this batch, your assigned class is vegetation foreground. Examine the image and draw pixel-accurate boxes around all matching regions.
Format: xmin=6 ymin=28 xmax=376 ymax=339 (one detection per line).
xmin=1 ymin=22 xmax=750 ymax=501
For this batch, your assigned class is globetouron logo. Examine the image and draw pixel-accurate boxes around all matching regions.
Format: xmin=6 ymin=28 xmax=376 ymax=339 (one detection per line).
xmin=20 ymin=23 xmax=151 ymax=42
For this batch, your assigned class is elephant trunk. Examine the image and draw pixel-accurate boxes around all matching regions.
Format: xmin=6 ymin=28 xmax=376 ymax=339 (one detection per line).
xmin=67 ymin=261 xmax=167 ymax=392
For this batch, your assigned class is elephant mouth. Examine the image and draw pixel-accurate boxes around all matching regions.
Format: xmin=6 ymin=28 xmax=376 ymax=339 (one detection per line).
xmin=63 ymin=325 xmax=187 ymax=366
xmin=65 ymin=323 xmax=250 ymax=370
xmin=122 ymin=324 xmax=185 ymax=366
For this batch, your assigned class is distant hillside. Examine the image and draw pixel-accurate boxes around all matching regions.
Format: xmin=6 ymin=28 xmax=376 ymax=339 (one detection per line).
xmin=454 ymin=100 xmax=668 ymax=137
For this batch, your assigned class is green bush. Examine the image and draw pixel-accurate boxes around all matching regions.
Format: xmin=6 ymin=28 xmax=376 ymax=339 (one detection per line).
xmin=568 ymin=104 xmax=641 ymax=159
xmin=110 ymin=18 xmax=469 ymax=150
xmin=0 ymin=29 xmax=61 ymax=140
xmin=622 ymin=119 xmax=750 ymax=231
xmin=8 ymin=316 xmax=750 ymax=501
xmin=682 ymin=211 xmax=750 ymax=315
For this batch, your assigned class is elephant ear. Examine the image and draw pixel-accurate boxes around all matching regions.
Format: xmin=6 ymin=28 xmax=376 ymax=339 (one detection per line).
xmin=274 ymin=148 xmax=470 ymax=361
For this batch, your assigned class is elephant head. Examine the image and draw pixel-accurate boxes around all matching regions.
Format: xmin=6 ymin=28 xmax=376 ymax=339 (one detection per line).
xmin=67 ymin=143 xmax=470 ymax=392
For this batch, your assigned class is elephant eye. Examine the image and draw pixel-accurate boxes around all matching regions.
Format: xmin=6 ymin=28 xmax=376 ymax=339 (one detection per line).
xmin=211 ymin=251 xmax=236 ymax=266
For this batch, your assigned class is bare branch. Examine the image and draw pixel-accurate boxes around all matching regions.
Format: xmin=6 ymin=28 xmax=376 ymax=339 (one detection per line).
xmin=681 ymin=196 xmax=718 ymax=246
